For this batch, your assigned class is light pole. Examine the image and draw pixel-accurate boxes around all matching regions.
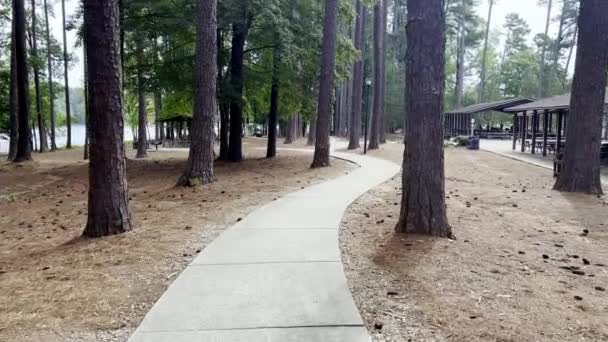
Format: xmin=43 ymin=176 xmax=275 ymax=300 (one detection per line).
xmin=364 ymin=78 xmax=372 ymax=154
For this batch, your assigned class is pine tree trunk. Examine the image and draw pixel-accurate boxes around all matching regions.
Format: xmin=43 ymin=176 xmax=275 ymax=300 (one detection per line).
xmin=217 ymin=28 xmax=229 ymax=161
xmin=380 ymin=0 xmax=388 ymax=144
xmin=267 ymin=46 xmax=279 ymax=158
xmin=396 ymin=0 xmax=452 ymax=238
xmin=82 ymin=0 xmax=132 ymax=237
xmin=307 ymin=116 xmax=317 ymax=146
xmin=12 ymin=0 xmax=32 ymax=162
xmin=368 ymin=0 xmax=383 ymax=150
xmin=153 ymin=38 xmax=162 ymax=142
xmin=455 ymin=0 xmax=466 ymax=109
xmin=154 ymin=92 xmax=161 ymax=140
xmin=8 ymin=26 xmax=19 ymax=161
xmin=539 ymin=0 xmax=553 ymax=98
xmin=564 ymin=25 xmax=578 ymax=87
xmin=177 ymin=0 xmax=217 ymax=186
xmin=44 ymin=0 xmax=56 ymax=151
xmin=479 ymin=0 xmax=493 ymax=102
xmin=311 ymin=0 xmax=339 ymax=168
xmin=61 ymin=0 xmax=71 ymax=148
xmin=284 ymin=115 xmax=295 ymax=144
xmin=227 ymin=14 xmax=251 ymax=162
xmin=135 ymin=39 xmax=148 ymax=158
xmin=83 ymin=43 xmax=89 ymax=160
xmin=348 ymin=1 xmax=366 ymax=150
xmin=553 ymin=0 xmax=608 ymax=195
xmin=31 ymin=0 xmax=48 ymax=153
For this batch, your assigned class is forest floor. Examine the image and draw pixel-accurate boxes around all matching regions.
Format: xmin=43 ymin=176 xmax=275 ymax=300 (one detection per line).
xmin=340 ymin=139 xmax=608 ymax=342
xmin=0 ymin=137 xmax=352 ymax=342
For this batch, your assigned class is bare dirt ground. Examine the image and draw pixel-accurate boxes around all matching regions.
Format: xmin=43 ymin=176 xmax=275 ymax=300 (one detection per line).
xmin=340 ymin=140 xmax=608 ymax=342
xmin=0 ymin=138 xmax=353 ymax=342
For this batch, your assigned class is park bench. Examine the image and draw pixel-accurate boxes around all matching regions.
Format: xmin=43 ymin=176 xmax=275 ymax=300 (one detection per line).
xmin=150 ymin=140 xmax=163 ymax=150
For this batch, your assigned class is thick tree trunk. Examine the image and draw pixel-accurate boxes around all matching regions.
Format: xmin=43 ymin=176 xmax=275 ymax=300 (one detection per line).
xmin=348 ymin=1 xmax=366 ymax=150
xmin=266 ymin=47 xmax=279 ymax=158
xmin=8 ymin=27 xmax=19 ymax=161
xmin=368 ymin=0 xmax=383 ymax=150
xmin=31 ymin=0 xmax=48 ymax=153
xmin=61 ymin=0 xmax=71 ymax=148
xmin=83 ymin=0 xmax=132 ymax=236
xmin=227 ymin=14 xmax=251 ymax=162
xmin=177 ymin=0 xmax=217 ymax=186
xmin=12 ymin=0 xmax=32 ymax=162
xmin=396 ymin=0 xmax=452 ymax=238
xmin=44 ymin=0 xmax=56 ymax=151
xmin=538 ymin=0 xmax=553 ymax=98
xmin=311 ymin=0 xmax=339 ymax=168
xmin=136 ymin=39 xmax=148 ymax=158
xmin=479 ymin=0 xmax=493 ymax=102
xmin=553 ymin=0 xmax=608 ymax=195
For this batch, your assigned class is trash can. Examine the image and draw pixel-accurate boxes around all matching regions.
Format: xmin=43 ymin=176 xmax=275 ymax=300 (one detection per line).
xmin=467 ymin=136 xmax=480 ymax=150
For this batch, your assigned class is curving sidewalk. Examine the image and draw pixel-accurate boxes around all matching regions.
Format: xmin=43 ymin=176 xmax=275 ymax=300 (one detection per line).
xmin=128 ymin=146 xmax=400 ymax=342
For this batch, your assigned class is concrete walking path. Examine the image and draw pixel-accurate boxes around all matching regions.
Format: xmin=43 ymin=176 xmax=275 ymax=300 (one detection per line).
xmin=480 ymin=140 xmax=608 ymax=186
xmin=128 ymin=146 xmax=400 ymax=342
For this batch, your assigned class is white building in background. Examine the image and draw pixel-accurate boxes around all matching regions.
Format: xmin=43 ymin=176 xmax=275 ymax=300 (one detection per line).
xmin=0 ymin=133 xmax=9 ymax=155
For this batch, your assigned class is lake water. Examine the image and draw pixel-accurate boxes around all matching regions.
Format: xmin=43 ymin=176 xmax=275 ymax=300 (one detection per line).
xmin=0 ymin=124 xmax=151 ymax=154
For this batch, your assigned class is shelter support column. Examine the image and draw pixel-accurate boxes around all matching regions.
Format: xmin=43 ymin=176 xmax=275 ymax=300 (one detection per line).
xmin=520 ymin=112 xmax=527 ymax=153
xmin=512 ymin=113 xmax=518 ymax=150
xmin=531 ymin=110 xmax=538 ymax=154
xmin=542 ymin=110 xmax=549 ymax=156
xmin=556 ymin=110 xmax=564 ymax=155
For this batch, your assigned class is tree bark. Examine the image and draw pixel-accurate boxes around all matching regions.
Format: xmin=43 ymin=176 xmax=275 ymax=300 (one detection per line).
xmin=564 ymin=25 xmax=578 ymax=87
xmin=31 ymin=0 xmax=48 ymax=153
xmin=136 ymin=39 xmax=148 ymax=159
xmin=455 ymin=0 xmax=466 ymax=109
xmin=83 ymin=42 xmax=89 ymax=160
xmin=553 ymin=0 xmax=607 ymax=195
xmin=44 ymin=0 xmax=56 ymax=151
xmin=380 ymin=0 xmax=388 ymax=144
xmin=396 ymin=0 xmax=453 ymax=238
xmin=12 ymin=0 xmax=32 ymax=162
xmin=8 ymin=25 xmax=19 ymax=161
xmin=61 ymin=0 xmax=71 ymax=148
xmin=307 ymin=116 xmax=317 ymax=146
xmin=227 ymin=12 xmax=251 ymax=162
xmin=217 ymin=28 xmax=229 ymax=161
xmin=83 ymin=0 xmax=132 ymax=236
xmin=266 ymin=46 xmax=280 ymax=158
xmin=177 ymin=0 xmax=217 ymax=186
xmin=311 ymin=0 xmax=339 ymax=168
xmin=368 ymin=0 xmax=383 ymax=150
xmin=348 ymin=1 xmax=366 ymax=150
xmin=284 ymin=115 xmax=296 ymax=144
xmin=479 ymin=0 xmax=493 ymax=102
xmin=539 ymin=0 xmax=553 ymax=98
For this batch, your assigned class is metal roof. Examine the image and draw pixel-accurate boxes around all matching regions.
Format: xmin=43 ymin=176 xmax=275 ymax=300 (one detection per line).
xmin=505 ymin=89 xmax=608 ymax=113
xmin=444 ymin=98 xmax=535 ymax=115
